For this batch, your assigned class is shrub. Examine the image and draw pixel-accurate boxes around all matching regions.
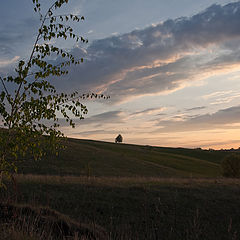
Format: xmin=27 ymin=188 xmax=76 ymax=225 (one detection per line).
xmin=221 ymin=154 xmax=240 ymax=177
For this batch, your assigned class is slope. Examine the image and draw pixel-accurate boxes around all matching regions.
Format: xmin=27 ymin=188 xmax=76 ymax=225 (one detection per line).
xmin=16 ymin=138 xmax=230 ymax=178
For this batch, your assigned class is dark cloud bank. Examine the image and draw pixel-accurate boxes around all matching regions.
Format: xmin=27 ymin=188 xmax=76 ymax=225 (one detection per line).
xmin=156 ymin=105 xmax=240 ymax=132
xmin=54 ymin=1 xmax=240 ymax=103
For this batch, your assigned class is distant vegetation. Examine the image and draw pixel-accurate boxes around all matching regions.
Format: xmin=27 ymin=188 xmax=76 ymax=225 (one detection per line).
xmin=221 ymin=154 xmax=240 ymax=177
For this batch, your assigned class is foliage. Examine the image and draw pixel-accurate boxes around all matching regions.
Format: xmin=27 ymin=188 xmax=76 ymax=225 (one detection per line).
xmin=221 ymin=154 xmax=240 ymax=177
xmin=115 ymin=134 xmax=123 ymax=143
xmin=0 ymin=0 xmax=108 ymax=186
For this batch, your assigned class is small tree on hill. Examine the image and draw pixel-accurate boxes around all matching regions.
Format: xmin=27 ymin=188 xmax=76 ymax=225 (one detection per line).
xmin=115 ymin=134 xmax=123 ymax=143
xmin=0 ymin=0 xmax=108 ymax=187
xmin=221 ymin=154 xmax=240 ymax=178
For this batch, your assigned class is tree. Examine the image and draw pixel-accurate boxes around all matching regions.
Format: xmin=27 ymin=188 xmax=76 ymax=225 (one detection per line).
xmin=0 ymin=0 xmax=108 ymax=187
xmin=115 ymin=134 xmax=123 ymax=143
xmin=221 ymin=154 xmax=240 ymax=178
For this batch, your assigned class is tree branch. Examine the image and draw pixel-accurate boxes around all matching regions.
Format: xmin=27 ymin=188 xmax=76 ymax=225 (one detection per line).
xmin=0 ymin=77 xmax=10 ymax=97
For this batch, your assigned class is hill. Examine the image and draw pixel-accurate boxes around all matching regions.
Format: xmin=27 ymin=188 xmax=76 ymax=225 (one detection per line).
xmin=3 ymin=138 xmax=240 ymax=239
xmin=18 ymin=138 xmax=231 ymax=178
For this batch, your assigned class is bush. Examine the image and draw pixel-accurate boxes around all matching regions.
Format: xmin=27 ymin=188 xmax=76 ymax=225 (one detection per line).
xmin=221 ymin=154 xmax=240 ymax=177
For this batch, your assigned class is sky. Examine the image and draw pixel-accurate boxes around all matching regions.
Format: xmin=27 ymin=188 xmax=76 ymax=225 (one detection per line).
xmin=1 ymin=0 xmax=240 ymax=149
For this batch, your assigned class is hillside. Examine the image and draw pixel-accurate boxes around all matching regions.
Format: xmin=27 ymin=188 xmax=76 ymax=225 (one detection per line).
xmin=3 ymin=138 xmax=240 ymax=239
xmin=18 ymin=138 xmax=231 ymax=178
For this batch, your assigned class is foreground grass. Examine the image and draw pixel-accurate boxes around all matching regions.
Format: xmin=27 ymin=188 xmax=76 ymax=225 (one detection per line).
xmin=1 ymin=175 xmax=240 ymax=239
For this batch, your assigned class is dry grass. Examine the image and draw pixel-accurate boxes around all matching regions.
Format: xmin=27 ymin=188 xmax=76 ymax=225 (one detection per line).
xmin=2 ymin=175 xmax=240 ymax=239
xmin=0 ymin=226 xmax=39 ymax=240
xmin=15 ymin=173 xmax=240 ymax=187
xmin=0 ymin=202 xmax=107 ymax=240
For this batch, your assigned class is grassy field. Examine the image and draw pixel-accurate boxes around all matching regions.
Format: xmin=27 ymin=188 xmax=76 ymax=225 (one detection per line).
xmin=2 ymin=175 xmax=240 ymax=239
xmin=17 ymin=138 xmax=230 ymax=178
xmin=1 ymin=139 xmax=240 ymax=239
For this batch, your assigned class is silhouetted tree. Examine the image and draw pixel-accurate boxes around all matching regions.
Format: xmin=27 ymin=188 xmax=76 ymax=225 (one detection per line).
xmin=115 ymin=134 xmax=123 ymax=143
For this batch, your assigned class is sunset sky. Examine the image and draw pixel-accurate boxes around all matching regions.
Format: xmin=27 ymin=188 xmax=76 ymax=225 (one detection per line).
xmin=1 ymin=0 xmax=240 ymax=149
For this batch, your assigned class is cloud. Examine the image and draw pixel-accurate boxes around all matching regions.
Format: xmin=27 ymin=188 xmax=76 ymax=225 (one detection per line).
xmin=0 ymin=56 xmax=20 ymax=67
xmin=71 ymin=129 xmax=116 ymax=136
xmin=52 ymin=1 xmax=240 ymax=103
xmin=155 ymin=105 xmax=240 ymax=132
xmin=185 ymin=106 xmax=206 ymax=111
xmin=202 ymin=90 xmax=234 ymax=100
xmin=79 ymin=110 xmax=125 ymax=126
xmin=210 ymin=93 xmax=240 ymax=105
xmin=3 ymin=1 xmax=240 ymax=109
xmin=130 ymin=107 xmax=166 ymax=117
xmin=0 ymin=17 xmax=39 ymax=58
xmin=202 ymin=90 xmax=240 ymax=105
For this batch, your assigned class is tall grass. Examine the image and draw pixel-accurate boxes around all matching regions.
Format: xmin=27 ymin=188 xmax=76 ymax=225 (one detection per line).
xmin=1 ymin=175 xmax=240 ymax=239
xmin=14 ymin=174 xmax=240 ymax=186
xmin=0 ymin=201 xmax=107 ymax=240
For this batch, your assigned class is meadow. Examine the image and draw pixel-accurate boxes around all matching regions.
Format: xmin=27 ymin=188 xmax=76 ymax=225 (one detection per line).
xmin=17 ymin=138 xmax=227 ymax=178
xmin=1 ymin=139 xmax=240 ymax=239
